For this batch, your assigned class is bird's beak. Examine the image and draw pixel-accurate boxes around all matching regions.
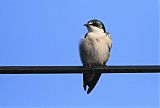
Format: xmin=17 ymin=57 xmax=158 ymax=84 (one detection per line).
xmin=84 ymin=24 xmax=88 ymax=26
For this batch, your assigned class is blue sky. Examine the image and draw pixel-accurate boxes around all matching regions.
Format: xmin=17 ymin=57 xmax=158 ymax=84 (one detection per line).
xmin=0 ymin=0 xmax=159 ymax=108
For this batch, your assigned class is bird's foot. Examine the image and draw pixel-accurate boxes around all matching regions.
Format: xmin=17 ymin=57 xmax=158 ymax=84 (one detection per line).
xmin=88 ymin=64 xmax=93 ymax=72
xmin=103 ymin=64 xmax=107 ymax=68
xmin=103 ymin=64 xmax=109 ymax=73
xmin=83 ymin=64 xmax=93 ymax=72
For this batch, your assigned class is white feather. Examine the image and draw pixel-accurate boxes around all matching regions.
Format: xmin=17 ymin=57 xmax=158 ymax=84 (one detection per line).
xmin=79 ymin=27 xmax=112 ymax=65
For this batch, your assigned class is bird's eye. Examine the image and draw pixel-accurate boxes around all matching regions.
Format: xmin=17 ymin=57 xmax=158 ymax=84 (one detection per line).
xmin=92 ymin=23 xmax=97 ymax=26
xmin=88 ymin=22 xmax=100 ymax=28
xmin=91 ymin=23 xmax=99 ymax=28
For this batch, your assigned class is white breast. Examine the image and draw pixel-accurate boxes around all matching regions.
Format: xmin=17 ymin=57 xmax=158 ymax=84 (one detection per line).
xmin=79 ymin=32 xmax=111 ymax=65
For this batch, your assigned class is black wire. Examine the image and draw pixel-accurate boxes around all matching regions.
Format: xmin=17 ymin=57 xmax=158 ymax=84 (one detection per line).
xmin=0 ymin=66 xmax=160 ymax=74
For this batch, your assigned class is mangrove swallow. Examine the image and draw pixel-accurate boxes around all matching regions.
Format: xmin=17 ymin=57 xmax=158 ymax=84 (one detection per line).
xmin=79 ymin=19 xmax=112 ymax=94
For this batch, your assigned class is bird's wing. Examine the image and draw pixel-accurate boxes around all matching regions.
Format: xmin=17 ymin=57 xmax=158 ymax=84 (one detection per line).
xmin=106 ymin=32 xmax=112 ymax=52
xmin=79 ymin=39 xmax=88 ymax=64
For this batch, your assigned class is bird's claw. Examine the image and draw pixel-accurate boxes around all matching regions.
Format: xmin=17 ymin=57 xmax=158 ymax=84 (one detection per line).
xmin=83 ymin=64 xmax=93 ymax=72
xmin=88 ymin=64 xmax=93 ymax=72
xmin=103 ymin=64 xmax=107 ymax=68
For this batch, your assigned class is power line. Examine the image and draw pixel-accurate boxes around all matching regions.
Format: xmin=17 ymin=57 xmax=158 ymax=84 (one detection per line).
xmin=0 ymin=65 xmax=160 ymax=74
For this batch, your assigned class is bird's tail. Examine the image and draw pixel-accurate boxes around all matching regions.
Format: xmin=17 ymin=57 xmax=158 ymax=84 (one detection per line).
xmin=83 ymin=72 xmax=101 ymax=94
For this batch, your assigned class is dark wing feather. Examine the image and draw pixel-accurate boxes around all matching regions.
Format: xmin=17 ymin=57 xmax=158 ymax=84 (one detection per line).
xmin=84 ymin=72 xmax=101 ymax=94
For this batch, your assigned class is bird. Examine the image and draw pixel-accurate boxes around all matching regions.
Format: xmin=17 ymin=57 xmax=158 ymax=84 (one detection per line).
xmin=79 ymin=19 xmax=112 ymax=94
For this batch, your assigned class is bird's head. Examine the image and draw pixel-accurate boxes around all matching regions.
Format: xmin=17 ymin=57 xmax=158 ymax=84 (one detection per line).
xmin=84 ymin=19 xmax=106 ymax=33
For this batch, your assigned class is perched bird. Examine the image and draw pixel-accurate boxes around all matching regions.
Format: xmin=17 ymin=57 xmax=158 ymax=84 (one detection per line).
xmin=79 ymin=19 xmax=112 ymax=94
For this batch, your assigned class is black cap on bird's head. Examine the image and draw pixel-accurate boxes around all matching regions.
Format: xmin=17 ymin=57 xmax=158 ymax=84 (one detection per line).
xmin=84 ymin=19 xmax=106 ymax=32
